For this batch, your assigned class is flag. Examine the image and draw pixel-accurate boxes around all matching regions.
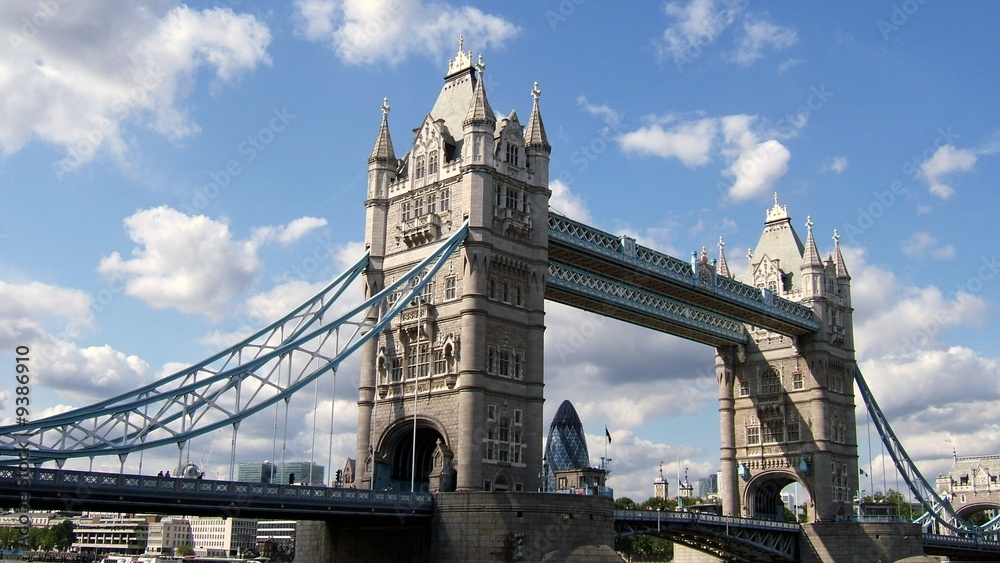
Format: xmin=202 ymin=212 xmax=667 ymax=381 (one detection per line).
xmin=605 ymin=427 xmax=612 ymax=444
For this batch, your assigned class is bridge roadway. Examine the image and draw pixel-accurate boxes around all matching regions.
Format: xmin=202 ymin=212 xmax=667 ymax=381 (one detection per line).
xmin=0 ymin=467 xmax=432 ymax=522
xmin=7 ymin=469 xmax=1000 ymax=560
xmin=547 ymin=212 xmax=820 ymax=346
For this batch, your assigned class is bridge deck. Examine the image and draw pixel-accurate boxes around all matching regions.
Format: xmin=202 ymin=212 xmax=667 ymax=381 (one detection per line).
xmin=1 ymin=468 xmax=433 ymax=521
xmin=548 ymin=212 xmax=820 ymax=340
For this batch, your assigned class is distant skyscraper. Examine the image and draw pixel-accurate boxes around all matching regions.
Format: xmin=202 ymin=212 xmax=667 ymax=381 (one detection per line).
xmin=272 ymin=461 xmax=324 ymax=485
xmin=543 ymin=400 xmax=590 ymax=491
xmin=698 ymin=473 xmax=718 ymax=498
xmin=237 ymin=461 xmax=274 ymax=483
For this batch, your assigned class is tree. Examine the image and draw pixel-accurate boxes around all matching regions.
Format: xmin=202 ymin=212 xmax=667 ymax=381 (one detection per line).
xmin=175 ymin=544 xmax=195 ymax=556
xmin=614 ymin=497 xmax=637 ymax=510
xmin=47 ymin=521 xmax=75 ymax=551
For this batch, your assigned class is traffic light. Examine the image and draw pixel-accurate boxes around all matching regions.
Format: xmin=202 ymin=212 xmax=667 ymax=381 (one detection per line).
xmin=335 ymin=469 xmax=342 ymax=485
xmin=288 ymin=472 xmax=295 ymax=485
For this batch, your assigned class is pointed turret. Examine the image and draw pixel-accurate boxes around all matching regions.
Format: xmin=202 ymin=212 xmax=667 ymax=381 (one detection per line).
xmin=369 ymin=98 xmax=395 ymax=165
xmin=832 ymin=230 xmax=850 ymax=280
xmin=524 ymin=82 xmax=550 ymax=153
xmin=463 ymin=56 xmax=496 ymax=128
xmin=800 ymin=216 xmax=826 ymax=299
xmin=717 ymin=236 xmax=732 ymax=279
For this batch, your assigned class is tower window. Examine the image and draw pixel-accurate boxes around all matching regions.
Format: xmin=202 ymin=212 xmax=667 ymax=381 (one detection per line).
xmin=747 ymin=426 xmax=760 ymax=445
xmin=427 ymin=193 xmax=437 ymax=214
xmin=506 ymin=143 xmax=519 ymax=166
xmin=440 ymin=188 xmax=450 ymax=211
xmin=760 ymin=368 xmax=781 ymax=394
xmin=792 ymin=372 xmax=804 ymax=390
xmin=415 ymin=156 xmax=426 ymax=179
xmin=444 ymin=277 xmax=457 ymax=300
xmin=428 ymin=151 xmax=438 ymax=174
xmin=401 ymin=201 xmax=411 ymax=221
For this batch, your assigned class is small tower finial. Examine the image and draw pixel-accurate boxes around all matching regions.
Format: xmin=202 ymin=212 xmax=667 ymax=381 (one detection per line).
xmin=718 ymin=236 xmax=725 ymax=251
xmin=380 ymin=97 xmax=390 ymax=116
xmin=806 ymin=216 xmax=814 ymax=234
xmin=476 ymin=54 xmax=485 ymax=74
xmin=458 ymin=34 xmax=464 ymax=54
xmin=747 ymin=248 xmax=753 ymax=263
xmin=833 ymin=229 xmax=841 ymax=247
xmin=774 ymin=192 xmax=779 ymax=206
xmin=532 ymin=81 xmax=542 ymax=101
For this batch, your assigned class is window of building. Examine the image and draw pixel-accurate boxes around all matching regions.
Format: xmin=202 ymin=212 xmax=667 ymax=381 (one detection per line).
xmin=488 ymin=404 xmax=496 ymax=421
xmin=406 ymin=343 xmax=429 ymax=379
xmin=792 ymin=372 xmax=804 ymax=390
xmin=440 ymin=188 xmax=450 ymax=211
xmin=497 ymin=350 xmax=510 ymax=377
xmin=747 ymin=426 xmax=760 ymax=445
xmin=391 ymin=357 xmax=402 ymax=382
xmin=433 ymin=350 xmax=447 ymax=374
xmin=787 ymin=414 xmax=800 ymax=442
xmin=738 ymin=379 xmax=750 ymax=397
xmin=444 ymin=277 xmax=457 ymax=300
xmin=514 ymin=409 xmax=522 ymax=425
xmin=488 ymin=277 xmax=497 ymax=300
xmin=502 ymin=280 xmax=510 ymax=303
xmin=427 ymin=193 xmax=437 ymax=215
xmin=495 ymin=186 xmax=504 ymax=208
xmin=401 ymin=201 xmax=411 ymax=221
xmin=762 ymin=420 xmax=783 ymax=443
xmin=760 ymin=368 xmax=781 ymax=395
xmin=415 ymin=156 xmax=425 ymax=179
xmin=506 ymin=187 xmax=519 ymax=210
xmin=415 ymin=197 xmax=424 ymax=217
xmin=428 ymin=151 xmax=438 ymax=175
xmin=487 ymin=346 xmax=496 ymax=374
xmin=506 ymin=143 xmax=520 ymax=166
xmin=514 ymin=284 xmax=523 ymax=307
xmin=512 ymin=352 xmax=523 ymax=380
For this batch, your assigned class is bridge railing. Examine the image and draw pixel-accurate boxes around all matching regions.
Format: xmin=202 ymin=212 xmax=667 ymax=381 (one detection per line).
xmin=4 ymin=467 xmax=434 ymax=509
xmin=548 ymin=212 xmax=818 ymax=331
xmin=615 ymin=509 xmax=801 ymax=532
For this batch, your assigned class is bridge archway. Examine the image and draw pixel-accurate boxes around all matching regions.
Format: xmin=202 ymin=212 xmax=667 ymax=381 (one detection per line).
xmin=955 ymin=501 xmax=1000 ymax=525
xmin=744 ymin=470 xmax=809 ymax=522
xmin=376 ymin=417 xmax=448 ymax=493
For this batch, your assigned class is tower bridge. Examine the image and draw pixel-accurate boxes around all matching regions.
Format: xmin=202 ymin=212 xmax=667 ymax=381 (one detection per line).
xmin=2 ymin=40 xmax=998 ymax=561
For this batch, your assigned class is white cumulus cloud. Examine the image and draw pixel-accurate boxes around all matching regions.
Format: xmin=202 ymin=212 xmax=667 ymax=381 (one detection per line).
xmin=0 ymin=2 xmax=272 ymax=174
xmin=920 ymin=144 xmax=977 ymax=199
xmin=293 ymin=0 xmax=518 ymax=66
xmin=657 ymin=0 xmax=743 ymax=63
xmin=729 ymin=15 xmax=798 ymax=67
xmin=619 ymin=117 xmax=717 ymax=167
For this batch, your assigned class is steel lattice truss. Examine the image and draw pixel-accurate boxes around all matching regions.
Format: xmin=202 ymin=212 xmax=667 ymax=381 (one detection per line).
xmin=0 ymin=223 xmax=469 ymax=466
xmin=614 ymin=510 xmax=799 ymax=562
xmin=855 ymin=366 xmax=999 ymax=540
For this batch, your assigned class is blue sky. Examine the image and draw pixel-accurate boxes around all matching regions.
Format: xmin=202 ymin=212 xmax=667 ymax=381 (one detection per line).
xmin=1 ymin=1 xmax=999 ymax=502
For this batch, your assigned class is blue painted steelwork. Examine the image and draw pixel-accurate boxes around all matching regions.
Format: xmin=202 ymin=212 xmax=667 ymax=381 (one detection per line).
xmin=548 ymin=212 xmax=819 ymax=335
xmin=0 ymin=467 xmax=432 ymax=520
xmin=614 ymin=509 xmax=799 ymax=561
xmin=855 ymin=365 xmax=998 ymax=540
xmin=547 ymin=260 xmax=748 ymax=345
xmin=0 ymin=222 xmax=469 ymax=465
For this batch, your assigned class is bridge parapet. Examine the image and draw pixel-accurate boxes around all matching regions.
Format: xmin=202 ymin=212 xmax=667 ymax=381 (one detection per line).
xmin=548 ymin=212 xmax=819 ymax=334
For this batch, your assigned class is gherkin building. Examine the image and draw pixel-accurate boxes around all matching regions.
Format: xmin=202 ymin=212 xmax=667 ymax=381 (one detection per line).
xmin=544 ymin=400 xmax=590 ymax=491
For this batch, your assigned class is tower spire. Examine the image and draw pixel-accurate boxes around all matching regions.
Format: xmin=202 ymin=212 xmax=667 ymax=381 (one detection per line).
xmin=463 ymin=58 xmax=495 ymax=127
xmin=801 ymin=216 xmax=823 ymax=269
xmin=717 ymin=236 xmax=732 ymax=278
xmin=833 ymin=230 xmax=851 ymax=279
xmin=368 ymin=97 xmax=395 ymax=164
xmin=524 ymin=82 xmax=551 ymax=153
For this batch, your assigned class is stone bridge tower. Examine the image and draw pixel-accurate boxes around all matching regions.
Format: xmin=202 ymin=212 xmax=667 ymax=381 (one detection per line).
xmin=716 ymin=195 xmax=858 ymax=522
xmin=356 ymin=39 xmax=551 ymax=493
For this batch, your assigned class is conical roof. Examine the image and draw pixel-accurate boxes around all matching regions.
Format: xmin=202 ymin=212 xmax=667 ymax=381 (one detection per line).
xmin=368 ymin=98 xmax=395 ymax=164
xmin=524 ymin=82 xmax=550 ymax=152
